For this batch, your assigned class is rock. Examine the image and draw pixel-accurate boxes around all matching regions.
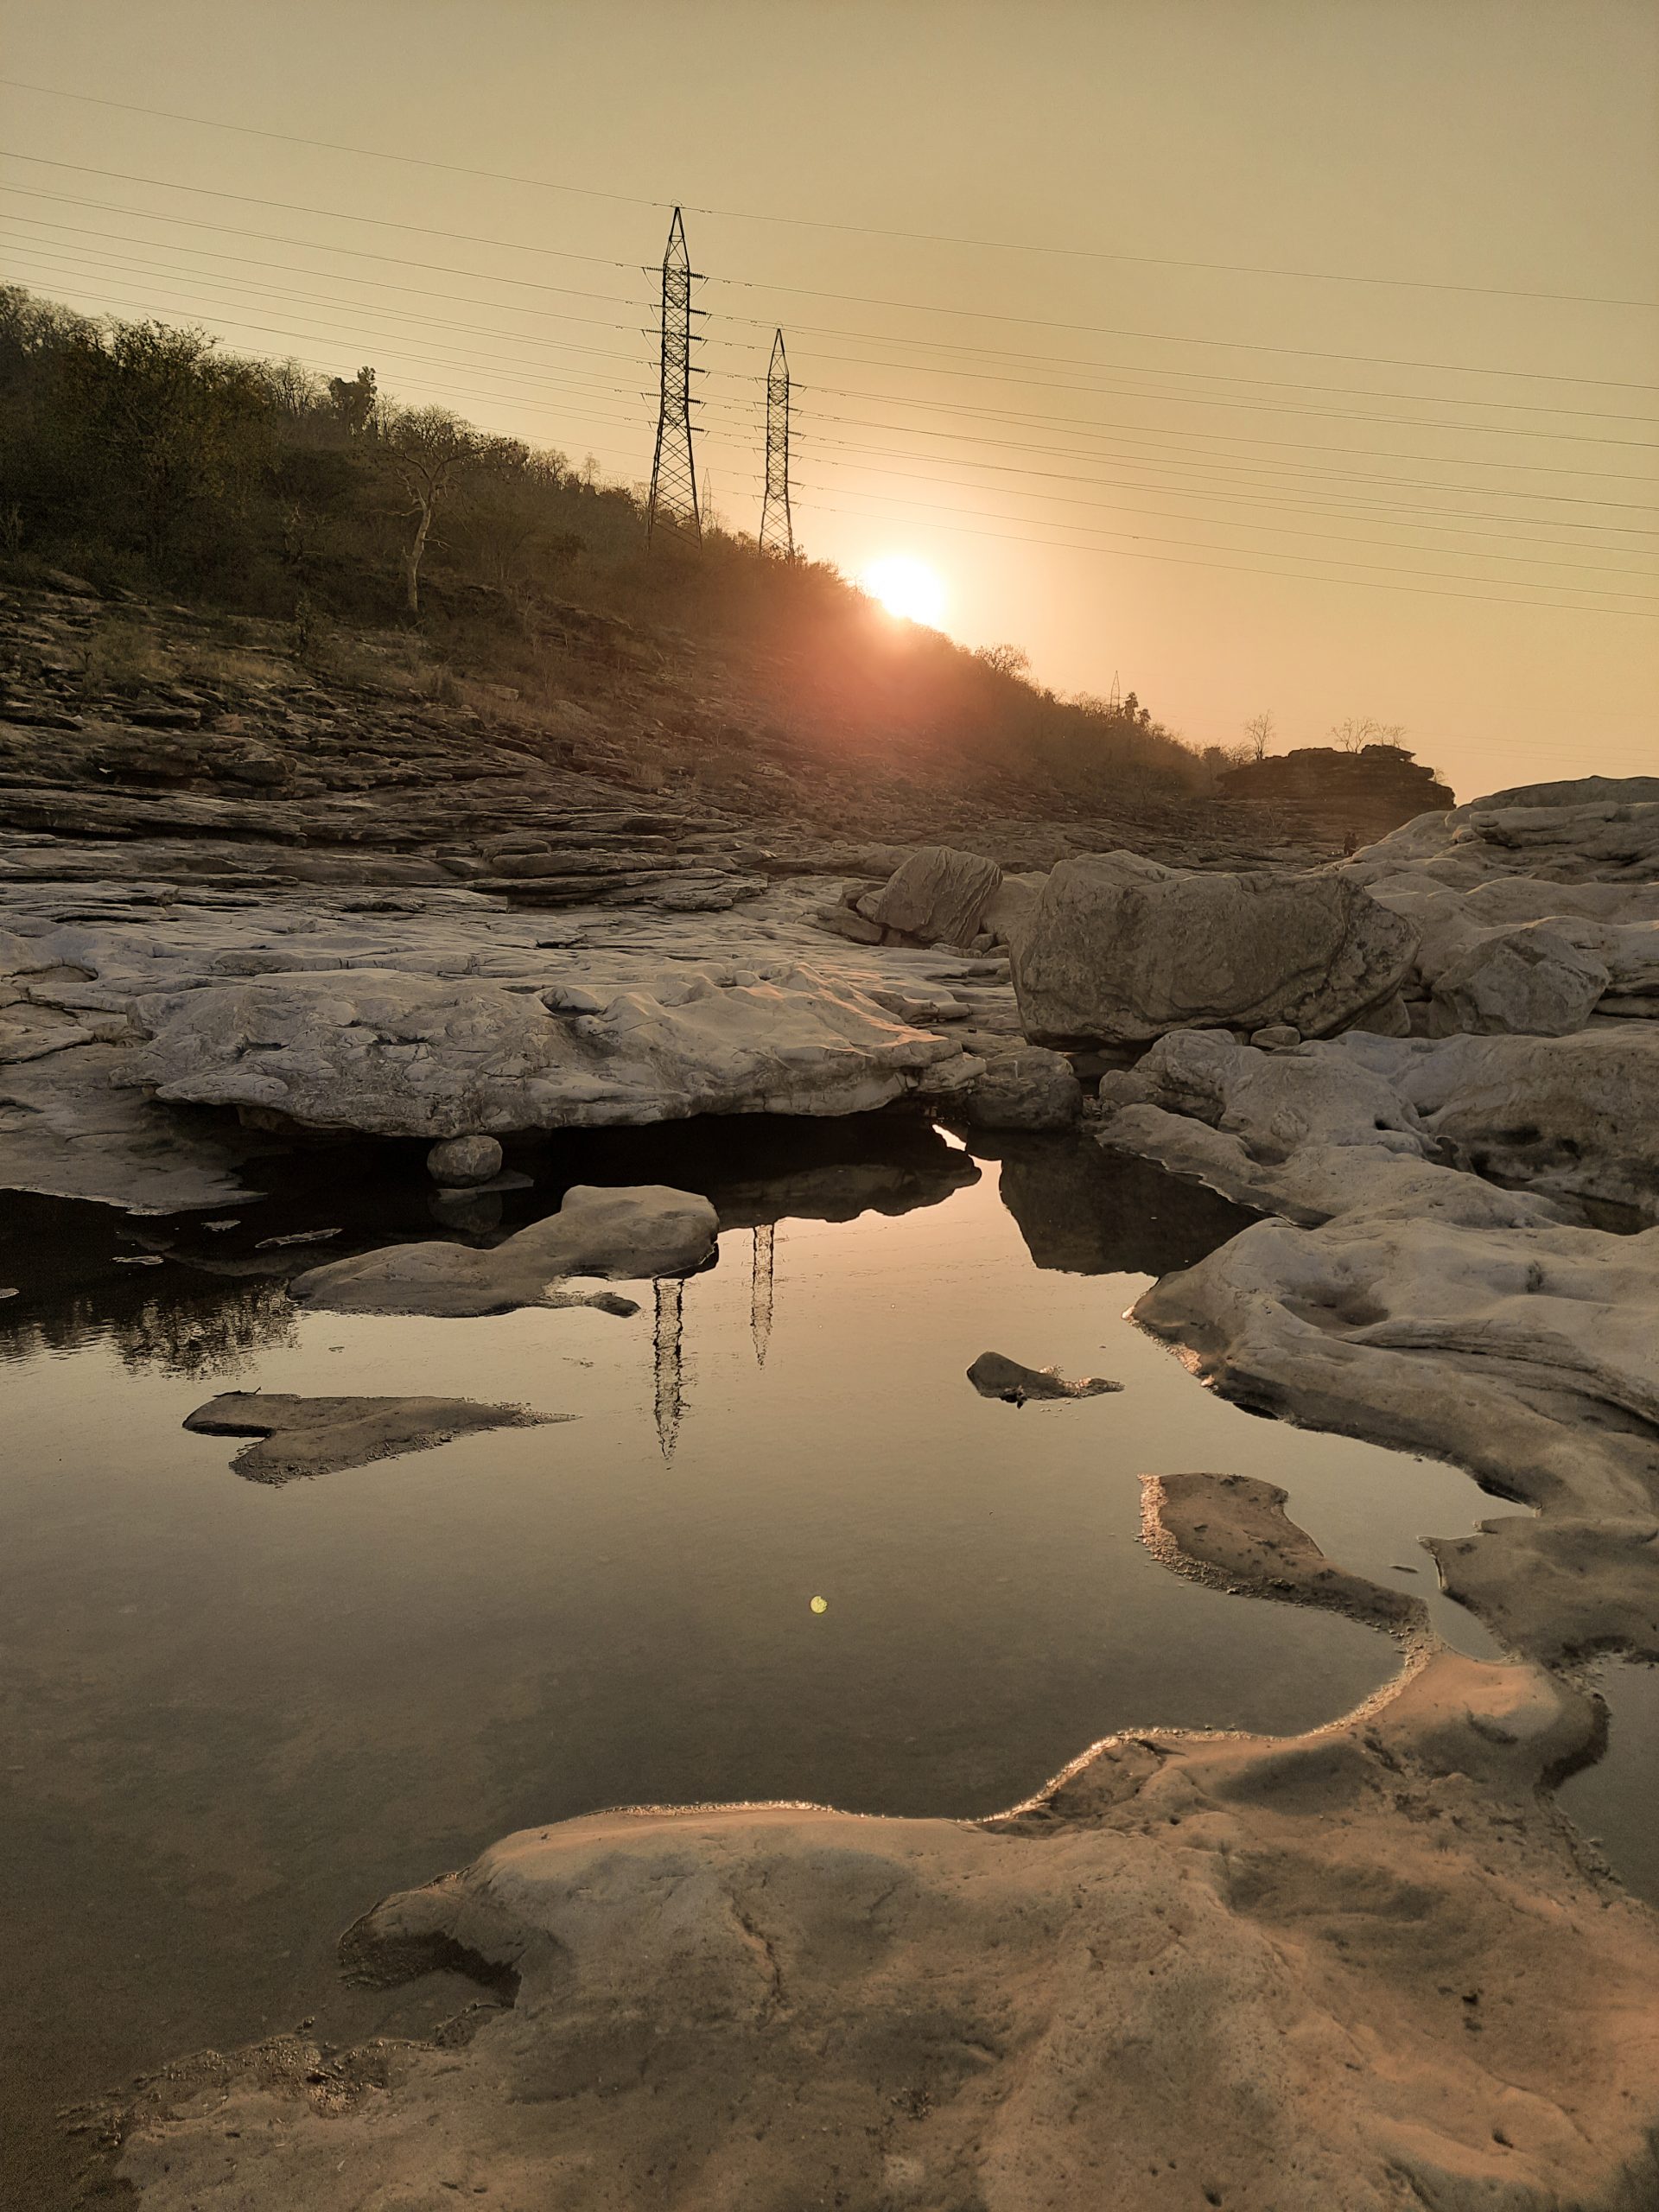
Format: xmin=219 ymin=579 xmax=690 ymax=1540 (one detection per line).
xmin=1429 ymin=921 xmax=1611 ymax=1036
xmin=859 ymin=845 xmax=1002 ymax=944
xmin=426 ymin=1133 xmax=504 ymax=1186
xmin=1216 ymin=743 xmax=1454 ymax=845
xmin=1143 ymin=1472 xmax=1424 ymax=1637
xmin=963 ymin=1047 xmax=1082 ymax=1130
xmin=105 ymin=1643 xmax=1659 ymax=2212
xmin=814 ymin=903 xmax=883 ymax=944
xmin=966 ymin=1350 xmax=1122 ymax=1402
xmin=1134 ymin=1197 xmax=1659 ymax=1663
xmin=1102 ymin=1025 xmax=1659 ymax=1227
xmin=1250 ymin=1023 xmax=1300 ymax=1049
xmin=181 ymin=1390 xmax=558 ymax=1484
xmin=979 ymin=868 xmax=1046 ymax=947
xmin=289 ymin=1183 xmax=718 ymax=1317
xmin=1343 ymin=1027 xmax=1659 ymax=1223
xmin=123 ymin=962 xmax=977 ymax=1138
xmin=1012 ymin=853 xmax=1417 ymax=1045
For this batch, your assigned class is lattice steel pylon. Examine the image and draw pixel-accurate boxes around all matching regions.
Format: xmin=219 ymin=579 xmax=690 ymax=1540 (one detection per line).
xmin=646 ymin=207 xmax=704 ymax=550
xmin=758 ymin=328 xmax=794 ymax=558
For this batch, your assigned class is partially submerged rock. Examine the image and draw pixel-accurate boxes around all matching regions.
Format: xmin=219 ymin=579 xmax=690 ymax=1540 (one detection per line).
xmin=289 ymin=1183 xmax=719 ymax=1317
xmin=181 ymin=1391 xmax=558 ymax=1484
xmin=962 ymin=1046 xmax=1082 ymax=1130
xmin=966 ymin=1350 xmax=1122 ymax=1402
xmin=425 ymin=1134 xmax=503 ymax=1186
xmin=1143 ymin=1471 xmax=1425 ymax=1637
xmin=106 ymin=1640 xmax=1659 ymax=2212
xmin=1012 ymin=851 xmax=1417 ymax=1045
xmin=1134 ymin=1204 xmax=1659 ymax=1663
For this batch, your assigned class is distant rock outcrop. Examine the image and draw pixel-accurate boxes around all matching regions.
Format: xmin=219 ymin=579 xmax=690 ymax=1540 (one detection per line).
xmin=1219 ymin=745 xmax=1453 ymax=846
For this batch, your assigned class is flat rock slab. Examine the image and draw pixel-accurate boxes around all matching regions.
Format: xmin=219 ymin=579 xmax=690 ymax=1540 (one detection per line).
xmin=181 ymin=1391 xmax=560 ymax=1485
xmin=1142 ymin=1471 xmax=1424 ymax=1637
xmin=289 ymin=1183 xmax=720 ymax=1317
xmin=967 ymin=1350 xmax=1122 ymax=1402
xmin=125 ymin=958 xmax=976 ymax=1138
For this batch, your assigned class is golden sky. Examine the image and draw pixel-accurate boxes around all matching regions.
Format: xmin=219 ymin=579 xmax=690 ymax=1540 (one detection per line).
xmin=2 ymin=0 xmax=1655 ymax=798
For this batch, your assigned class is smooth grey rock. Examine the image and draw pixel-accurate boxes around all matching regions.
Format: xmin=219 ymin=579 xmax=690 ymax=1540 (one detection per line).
xmin=124 ymin=961 xmax=976 ymax=1139
xmin=1429 ymin=922 xmax=1611 ymax=1037
xmin=861 ymin=846 xmax=1002 ymax=945
xmin=963 ymin=1047 xmax=1083 ymax=1130
xmin=967 ymin=1350 xmax=1122 ymax=1402
xmin=1013 ymin=853 xmax=1417 ymax=1045
xmin=980 ymin=869 xmax=1046 ymax=948
xmin=1251 ymin=1024 xmax=1301 ymax=1050
xmin=289 ymin=1183 xmax=718 ymax=1317
xmin=426 ymin=1133 xmax=504 ymax=1186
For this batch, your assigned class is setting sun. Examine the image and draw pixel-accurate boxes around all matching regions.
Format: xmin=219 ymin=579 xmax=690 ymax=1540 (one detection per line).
xmin=860 ymin=553 xmax=947 ymax=628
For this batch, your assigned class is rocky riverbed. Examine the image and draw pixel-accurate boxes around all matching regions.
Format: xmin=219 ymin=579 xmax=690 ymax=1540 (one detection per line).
xmin=4 ymin=581 xmax=1658 ymax=2211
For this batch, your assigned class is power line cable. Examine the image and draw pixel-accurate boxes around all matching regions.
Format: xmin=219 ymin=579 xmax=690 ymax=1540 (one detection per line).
xmin=792 ymin=491 xmax=1659 ymax=618
xmin=4 ymin=173 xmax=1645 ymax=395
xmin=3 ymin=74 xmax=1653 ymax=309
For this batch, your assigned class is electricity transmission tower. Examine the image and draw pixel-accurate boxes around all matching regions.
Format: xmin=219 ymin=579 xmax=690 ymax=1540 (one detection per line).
xmin=646 ymin=207 xmax=703 ymax=549
xmin=758 ymin=328 xmax=794 ymax=557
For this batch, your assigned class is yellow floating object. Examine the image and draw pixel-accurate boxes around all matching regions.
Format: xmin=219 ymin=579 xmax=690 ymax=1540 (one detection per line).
xmin=809 ymin=1595 xmax=828 ymax=1614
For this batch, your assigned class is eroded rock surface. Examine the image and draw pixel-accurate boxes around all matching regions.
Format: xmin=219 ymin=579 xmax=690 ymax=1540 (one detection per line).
xmin=106 ymin=1641 xmax=1659 ymax=2212
xmin=1338 ymin=775 xmax=1659 ymax=1033
xmin=1012 ymin=851 xmax=1417 ymax=1044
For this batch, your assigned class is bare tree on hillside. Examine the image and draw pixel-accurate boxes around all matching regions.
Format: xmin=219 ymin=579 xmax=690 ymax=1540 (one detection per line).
xmin=383 ymin=407 xmax=479 ymax=616
xmin=1330 ymin=715 xmax=1407 ymax=753
xmin=1243 ymin=709 xmax=1274 ymax=762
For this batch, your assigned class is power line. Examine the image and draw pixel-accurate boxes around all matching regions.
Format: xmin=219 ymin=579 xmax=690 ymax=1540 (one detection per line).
xmin=702 ymin=282 xmax=1659 ymax=392
xmin=0 ymin=232 xmax=657 ymax=355
xmin=0 ymin=210 xmax=655 ymax=322
xmin=4 ymin=73 xmax=1653 ymax=309
xmin=5 ymin=173 xmax=1647 ymax=399
xmin=794 ymin=455 xmax=1657 ymax=582
xmin=793 ymin=492 xmax=1659 ymax=619
xmin=0 ymin=149 xmax=645 ymax=273
xmin=799 ymin=472 xmax=1659 ymax=596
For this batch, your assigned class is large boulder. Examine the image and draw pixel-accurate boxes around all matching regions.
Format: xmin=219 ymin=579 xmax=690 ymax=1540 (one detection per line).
xmin=1428 ymin=921 xmax=1610 ymax=1036
xmin=858 ymin=846 xmax=1002 ymax=945
xmin=963 ymin=1046 xmax=1082 ymax=1130
xmin=1012 ymin=854 xmax=1417 ymax=1045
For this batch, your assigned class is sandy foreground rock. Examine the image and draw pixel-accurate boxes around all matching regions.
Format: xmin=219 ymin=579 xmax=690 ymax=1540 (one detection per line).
xmin=1012 ymin=849 xmax=1417 ymax=1044
xmin=105 ymin=1624 xmax=1659 ymax=2210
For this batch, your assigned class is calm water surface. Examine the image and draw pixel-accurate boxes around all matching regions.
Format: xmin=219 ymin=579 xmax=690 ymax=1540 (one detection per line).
xmin=0 ymin=1116 xmax=1586 ymax=2204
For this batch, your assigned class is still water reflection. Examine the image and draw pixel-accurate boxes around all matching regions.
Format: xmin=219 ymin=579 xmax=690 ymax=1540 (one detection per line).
xmin=1 ymin=1118 xmax=1502 ymax=2202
